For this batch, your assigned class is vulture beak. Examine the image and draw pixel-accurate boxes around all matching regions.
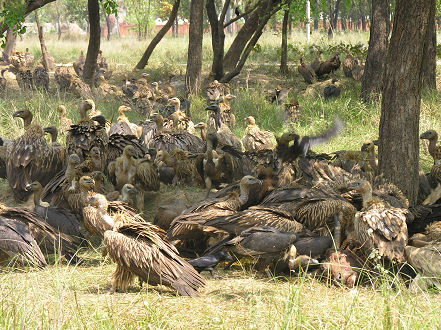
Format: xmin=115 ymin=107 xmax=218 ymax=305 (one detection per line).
xmin=24 ymin=184 xmax=32 ymax=191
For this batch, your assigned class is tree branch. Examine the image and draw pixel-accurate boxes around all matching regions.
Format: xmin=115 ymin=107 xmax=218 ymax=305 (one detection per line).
xmin=0 ymin=0 xmax=57 ymax=36
xmin=219 ymin=0 xmax=231 ymax=26
xmin=223 ymin=4 xmax=258 ymax=28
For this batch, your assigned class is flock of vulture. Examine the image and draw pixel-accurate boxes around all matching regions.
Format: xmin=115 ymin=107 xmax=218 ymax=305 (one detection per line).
xmin=0 ymin=49 xmax=440 ymax=298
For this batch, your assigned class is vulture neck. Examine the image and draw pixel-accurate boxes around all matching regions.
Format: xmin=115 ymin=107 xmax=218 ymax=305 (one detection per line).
xmin=360 ymin=184 xmax=374 ymax=209
xmin=154 ymin=116 xmax=164 ymax=133
xmin=239 ymin=183 xmax=251 ymax=205
xmin=79 ymin=103 xmax=89 ymax=120
xmin=198 ymin=127 xmax=207 ymax=141
xmin=428 ymin=133 xmax=438 ymax=158
xmin=173 ymin=101 xmax=180 ymax=112
xmin=162 ymin=153 xmax=175 ymax=167
xmin=22 ymin=114 xmax=33 ymax=129
xmin=121 ymin=191 xmax=135 ymax=204
xmin=49 ymin=131 xmax=58 ymax=144
xmin=32 ymin=187 xmax=47 ymax=207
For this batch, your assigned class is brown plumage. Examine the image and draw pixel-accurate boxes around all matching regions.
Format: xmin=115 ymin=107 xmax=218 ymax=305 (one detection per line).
xmin=112 ymin=145 xmax=138 ymax=190
xmin=104 ymin=212 xmax=206 ymax=296
xmin=55 ymin=67 xmax=73 ymax=91
xmin=15 ymin=67 xmax=33 ymax=90
xmin=73 ymin=51 xmax=85 ymax=77
xmin=420 ymin=130 xmax=441 ymax=162
xmin=284 ymin=98 xmax=302 ymax=123
xmin=343 ymin=52 xmax=358 ymax=78
xmin=155 ymin=149 xmax=197 ymax=186
xmin=32 ymin=66 xmax=49 ymax=91
xmin=168 ymin=175 xmax=262 ymax=244
xmin=0 ymin=202 xmax=81 ymax=262
xmin=7 ymin=110 xmax=65 ymax=201
xmin=242 ymin=116 xmax=275 ymax=152
xmin=297 ymin=57 xmax=317 ymax=84
xmin=149 ymin=114 xmax=204 ymax=153
xmin=130 ymin=155 xmax=160 ymax=212
xmin=405 ymin=242 xmax=441 ymax=291
xmin=0 ymin=215 xmax=47 ymax=267
xmin=206 ymin=80 xmax=230 ymax=102
xmin=25 ymin=181 xmax=83 ymax=238
xmin=205 ymin=104 xmax=243 ymax=152
xmin=315 ymin=54 xmax=341 ymax=78
xmin=66 ymin=100 xmax=109 ymax=166
xmin=347 ymin=180 xmax=408 ymax=263
xmin=82 ymin=192 xmax=114 ymax=237
xmin=10 ymin=50 xmax=33 ymax=69
xmin=203 ymin=205 xmax=305 ymax=237
xmin=107 ymin=133 xmax=146 ymax=165
xmin=58 ymin=105 xmax=73 ymax=135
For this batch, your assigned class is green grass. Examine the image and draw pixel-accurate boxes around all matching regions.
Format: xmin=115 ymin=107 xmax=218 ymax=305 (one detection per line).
xmin=1 ymin=30 xmax=441 ymax=327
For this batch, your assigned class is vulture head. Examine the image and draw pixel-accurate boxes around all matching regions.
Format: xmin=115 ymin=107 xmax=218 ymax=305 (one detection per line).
xmin=420 ymin=130 xmax=438 ymax=141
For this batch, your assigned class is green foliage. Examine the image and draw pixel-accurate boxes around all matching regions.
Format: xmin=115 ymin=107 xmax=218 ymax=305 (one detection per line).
xmin=101 ymin=0 xmax=118 ymax=16
xmin=0 ymin=2 xmax=26 ymax=48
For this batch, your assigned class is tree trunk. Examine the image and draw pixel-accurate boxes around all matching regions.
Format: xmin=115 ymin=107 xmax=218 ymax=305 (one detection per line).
xmin=135 ymin=0 xmax=180 ymax=70
xmin=421 ymin=0 xmax=436 ymax=89
xmin=223 ymin=6 xmax=260 ymax=70
xmin=223 ymin=0 xmax=277 ymax=71
xmin=83 ymin=0 xmax=101 ymax=86
xmin=206 ymin=0 xmax=229 ymax=80
xmin=322 ymin=16 xmax=326 ymax=31
xmin=341 ymin=17 xmax=346 ymax=31
xmin=280 ymin=9 xmax=289 ymax=74
xmin=2 ymin=29 xmax=16 ymax=61
xmin=361 ymin=0 xmax=390 ymax=103
xmin=220 ymin=1 xmax=281 ymax=83
xmin=331 ymin=0 xmax=341 ymax=29
xmin=378 ymin=0 xmax=432 ymax=206
xmin=314 ymin=19 xmax=318 ymax=30
xmin=35 ymin=10 xmax=52 ymax=70
xmin=185 ymin=0 xmax=204 ymax=95
xmin=116 ymin=14 xmax=120 ymax=37
xmin=361 ymin=15 xmax=366 ymax=31
xmin=104 ymin=11 xmax=111 ymax=40
xmin=175 ymin=17 xmax=179 ymax=37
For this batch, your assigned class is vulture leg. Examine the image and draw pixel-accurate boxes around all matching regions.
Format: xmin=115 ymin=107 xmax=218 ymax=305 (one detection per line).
xmin=136 ymin=191 xmax=145 ymax=213
xmin=205 ymin=177 xmax=212 ymax=198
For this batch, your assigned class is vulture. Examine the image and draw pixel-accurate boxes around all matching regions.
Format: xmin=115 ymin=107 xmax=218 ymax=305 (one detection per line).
xmin=310 ymin=51 xmax=322 ymax=73
xmin=205 ymin=104 xmax=243 ymax=152
xmin=82 ymin=192 xmax=115 ymax=238
xmin=15 ymin=67 xmax=33 ymax=91
xmin=104 ymin=212 xmax=206 ymax=296
xmin=73 ymin=51 xmax=85 ymax=77
xmin=149 ymin=113 xmax=204 ymax=153
xmin=219 ymin=94 xmax=237 ymax=127
xmin=32 ymin=66 xmax=49 ymax=91
xmin=297 ymin=57 xmax=317 ymax=84
xmin=284 ymin=98 xmax=302 ymax=123
xmin=66 ymin=100 xmax=109 ymax=167
xmin=242 ymin=116 xmax=275 ymax=152
xmin=167 ymin=175 xmax=262 ymax=247
xmin=420 ymin=130 xmax=441 ymax=162
xmin=107 ymin=132 xmax=146 ymax=165
xmin=347 ymin=180 xmax=408 ymax=263
xmin=55 ymin=67 xmax=73 ymax=91
xmin=25 ymin=181 xmax=83 ymax=238
xmin=343 ymin=52 xmax=358 ymax=78
xmin=7 ymin=110 xmax=65 ymax=201
xmin=324 ymin=79 xmax=341 ymax=100
xmin=0 ymin=202 xmax=81 ymax=262
xmin=206 ymin=226 xmax=303 ymax=274
xmin=58 ymin=105 xmax=73 ymax=135
xmin=206 ymin=80 xmax=230 ymax=102
xmin=315 ymin=53 xmax=341 ymax=78
xmin=0 ymin=215 xmax=47 ymax=267
xmin=405 ymin=242 xmax=441 ymax=291
xmin=110 ymin=105 xmax=141 ymax=138
xmin=276 ymin=118 xmax=343 ymax=163
xmin=43 ymin=126 xmax=62 ymax=146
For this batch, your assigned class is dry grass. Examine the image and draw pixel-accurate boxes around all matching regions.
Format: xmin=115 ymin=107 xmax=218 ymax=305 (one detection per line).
xmin=0 ymin=30 xmax=441 ymax=327
xmin=1 ymin=261 xmax=440 ymax=328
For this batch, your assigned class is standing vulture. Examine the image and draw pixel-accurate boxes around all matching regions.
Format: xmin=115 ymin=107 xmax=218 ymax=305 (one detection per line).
xmin=7 ymin=110 xmax=65 ymax=201
xmin=104 ymin=212 xmax=206 ymax=296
